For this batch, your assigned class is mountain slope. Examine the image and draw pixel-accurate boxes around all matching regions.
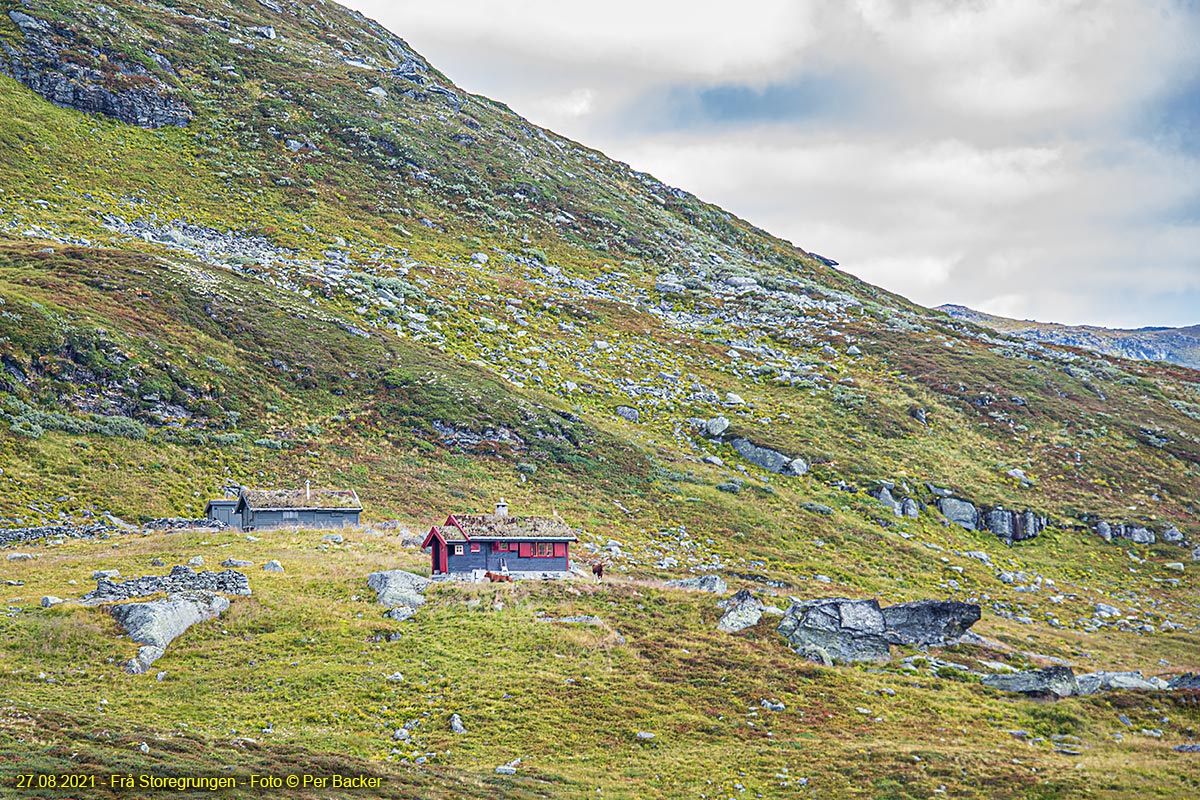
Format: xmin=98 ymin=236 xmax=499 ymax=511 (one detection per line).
xmin=0 ymin=1 xmax=1198 ymax=798
xmin=939 ymin=304 xmax=1200 ymax=371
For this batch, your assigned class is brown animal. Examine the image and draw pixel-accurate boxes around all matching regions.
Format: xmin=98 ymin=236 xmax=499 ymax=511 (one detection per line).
xmin=485 ymin=571 xmax=513 ymax=583
xmin=592 ymin=562 xmax=605 ymax=582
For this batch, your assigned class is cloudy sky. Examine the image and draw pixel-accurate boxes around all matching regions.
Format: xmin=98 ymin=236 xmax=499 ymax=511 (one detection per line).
xmin=348 ymin=0 xmax=1200 ymax=329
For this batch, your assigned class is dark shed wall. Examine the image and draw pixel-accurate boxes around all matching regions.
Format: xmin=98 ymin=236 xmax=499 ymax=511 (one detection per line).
xmin=243 ymin=509 xmax=360 ymax=529
xmin=445 ymin=543 xmax=570 ymax=574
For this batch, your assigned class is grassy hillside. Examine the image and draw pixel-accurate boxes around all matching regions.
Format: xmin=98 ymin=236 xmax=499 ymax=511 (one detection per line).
xmin=0 ymin=0 xmax=1198 ymax=797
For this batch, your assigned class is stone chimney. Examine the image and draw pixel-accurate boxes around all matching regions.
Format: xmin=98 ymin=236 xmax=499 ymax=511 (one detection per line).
xmin=495 ymin=498 xmax=508 ymax=517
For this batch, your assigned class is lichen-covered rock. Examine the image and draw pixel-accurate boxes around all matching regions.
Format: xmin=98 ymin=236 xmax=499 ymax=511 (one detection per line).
xmin=665 ymin=574 xmax=727 ymax=594
xmin=880 ymin=600 xmax=981 ymax=646
xmin=938 ymin=498 xmax=978 ymax=530
xmin=716 ymin=589 xmax=763 ymax=633
xmin=108 ymin=591 xmax=229 ymax=674
xmin=981 ymin=667 xmax=1079 ymax=698
xmin=1075 ymin=671 xmax=1161 ymax=695
xmin=368 ymin=570 xmax=430 ymax=608
xmin=776 ymin=598 xmax=891 ymax=664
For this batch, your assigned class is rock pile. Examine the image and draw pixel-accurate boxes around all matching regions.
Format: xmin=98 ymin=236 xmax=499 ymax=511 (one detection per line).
xmin=777 ymin=598 xmax=981 ymax=664
xmin=0 ymin=522 xmax=113 ymax=546
xmin=82 ymin=566 xmax=251 ymax=605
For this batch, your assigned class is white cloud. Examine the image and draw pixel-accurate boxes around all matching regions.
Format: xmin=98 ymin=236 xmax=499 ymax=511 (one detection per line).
xmin=347 ymin=0 xmax=1200 ymax=328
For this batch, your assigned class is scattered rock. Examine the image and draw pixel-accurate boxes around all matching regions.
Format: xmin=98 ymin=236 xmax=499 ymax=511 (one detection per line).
xmin=7 ymin=553 xmax=35 ymax=561
xmin=93 ymin=569 xmax=120 ymax=580
xmin=221 ymin=559 xmax=254 ymax=568
xmin=108 ymin=591 xmax=230 ymax=674
xmin=760 ymin=698 xmax=785 ymax=712
xmin=981 ymin=667 xmax=1079 ymax=698
xmin=187 ymin=556 xmax=204 ymax=568
xmin=665 ymin=574 xmax=727 ymax=594
xmin=635 ymin=731 xmax=656 ymax=740
xmin=322 ymin=533 xmax=344 ymax=544
xmin=1165 ymin=562 xmax=1184 ymax=572
xmin=262 ymin=560 xmax=284 ymax=572
xmin=450 ymin=713 xmax=467 ymax=734
xmin=615 ymin=405 xmax=640 ymax=422
xmin=40 ymin=595 xmax=63 ymax=608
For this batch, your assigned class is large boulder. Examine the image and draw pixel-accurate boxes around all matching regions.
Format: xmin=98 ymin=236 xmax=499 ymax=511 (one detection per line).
xmin=729 ymin=438 xmax=803 ymax=474
xmin=1168 ymin=673 xmax=1200 ymax=690
xmin=665 ymin=574 xmax=727 ymax=593
xmin=716 ymin=589 xmax=763 ymax=633
xmin=368 ymin=570 xmax=430 ymax=608
xmin=776 ymin=598 xmax=891 ymax=664
xmin=981 ymin=667 xmax=1079 ymax=698
xmin=880 ymin=601 xmax=981 ymax=646
xmin=938 ymin=498 xmax=979 ymax=530
xmin=1075 ymin=671 xmax=1160 ymax=695
xmin=108 ymin=591 xmax=229 ymax=674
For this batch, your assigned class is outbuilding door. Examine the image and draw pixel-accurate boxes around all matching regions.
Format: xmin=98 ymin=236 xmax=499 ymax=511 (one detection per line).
xmin=433 ymin=540 xmax=447 ymax=574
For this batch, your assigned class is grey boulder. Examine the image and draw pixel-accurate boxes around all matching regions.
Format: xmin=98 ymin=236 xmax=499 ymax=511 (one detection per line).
xmin=981 ymin=667 xmax=1079 ymax=698
xmin=1075 ymin=671 xmax=1160 ymax=695
xmin=881 ymin=601 xmax=981 ymax=646
xmin=368 ymin=570 xmax=430 ymax=608
xmin=665 ymin=574 xmax=727 ymax=594
xmin=776 ymin=598 xmax=891 ymax=664
xmin=108 ymin=591 xmax=230 ymax=674
xmin=938 ymin=498 xmax=978 ymax=530
xmin=716 ymin=589 xmax=764 ymax=633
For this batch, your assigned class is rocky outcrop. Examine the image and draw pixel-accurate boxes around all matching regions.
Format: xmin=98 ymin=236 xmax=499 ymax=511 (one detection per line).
xmin=880 ymin=601 xmax=981 ymax=646
xmin=2 ymin=12 xmax=192 ymax=129
xmin=1094 ymin=521 xmax=1156 ymax=545
xmin=980 ymin=508 xmax=1047 ymax=544
xmin=108 ymin=591 xmax=229 ymax=673
xmin=936 ymin=498 xmax=1047 ymax=544
xmin=82 ymin=566 xmax=250 ymax=605
xmin=690 ymin=419 xmax=807 ymax=475
xmin=981 ymin=667 xmax=1079 ymax=698
xmin=778 ymin=597 xmax=982 ymax=664
xmin=716 ymin=589 xmax=763 ymax=633
xmin=665 ymin=574 xmax=727 ymax=594
xmin=368 ymin=570 xmax=430 ymax=609
xmin=870 ymin=484 xmax=919 ymax=518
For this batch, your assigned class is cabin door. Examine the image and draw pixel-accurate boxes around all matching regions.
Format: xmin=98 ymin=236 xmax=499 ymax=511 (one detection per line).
xmin=434 ymin=541 xmax=447 ymax=574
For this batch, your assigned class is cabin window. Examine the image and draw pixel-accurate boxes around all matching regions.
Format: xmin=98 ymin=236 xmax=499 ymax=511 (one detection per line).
xmin=492 ymin=542 xmax=506 ymax=552
xmin=454 ymin=545 xmax=464 ymax=556
xmin=534 ymin=542 xmax=554 ymax=558
xmin=283 ymin=511 xmax=299 ymax=520
xmin=470 ymin=543 xmax=481 ymax=553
